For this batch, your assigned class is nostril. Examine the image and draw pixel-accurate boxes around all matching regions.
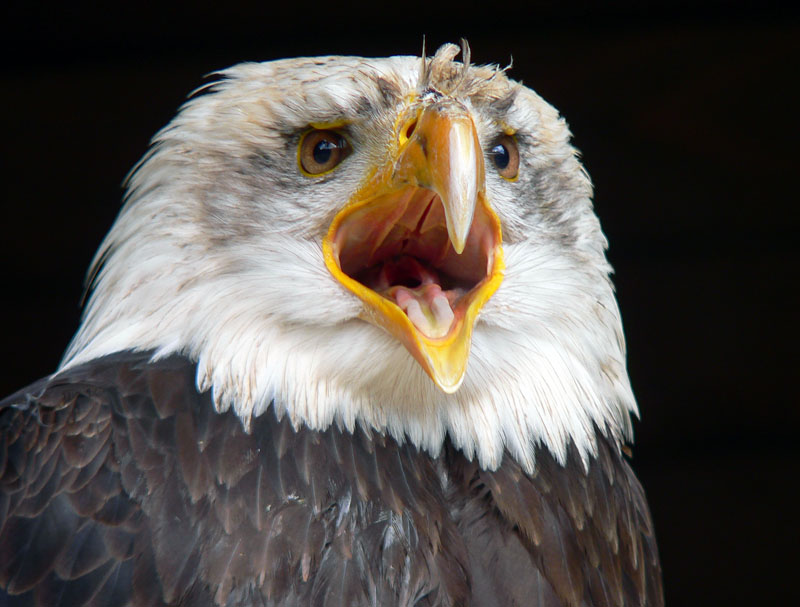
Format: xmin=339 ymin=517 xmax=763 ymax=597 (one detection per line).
xmin=405 ymin=120 xmax=417 ymax=139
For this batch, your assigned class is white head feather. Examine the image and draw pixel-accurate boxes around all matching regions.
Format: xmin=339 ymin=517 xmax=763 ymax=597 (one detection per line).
xmin=62 ymin=45 xmax=636 ymax=473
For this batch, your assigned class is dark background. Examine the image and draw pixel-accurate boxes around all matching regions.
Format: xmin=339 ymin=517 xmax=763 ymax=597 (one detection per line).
xmin=1 ymin=1 xmax=798 ymax=604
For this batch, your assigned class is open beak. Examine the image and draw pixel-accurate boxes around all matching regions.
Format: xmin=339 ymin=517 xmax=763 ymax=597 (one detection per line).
xmin=322 ymin=100 xmax=504 ymax=392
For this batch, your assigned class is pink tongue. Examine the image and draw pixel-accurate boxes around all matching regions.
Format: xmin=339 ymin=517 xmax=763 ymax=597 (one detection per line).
xmin=393 ymin=284 xmax=455 ymax=338
xmin=373 ymin=256 xmax=456 ymax=339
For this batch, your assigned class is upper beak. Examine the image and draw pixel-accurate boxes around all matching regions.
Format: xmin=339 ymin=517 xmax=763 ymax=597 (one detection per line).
xmin=393 ymin=102 xmax=484 ymax=254
xmin=322 ymin=100 xmax=504 ymax=392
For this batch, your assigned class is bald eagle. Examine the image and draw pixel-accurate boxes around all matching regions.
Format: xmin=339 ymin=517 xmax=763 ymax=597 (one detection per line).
xmin=0 ymin=44 xmax=663 ymax=606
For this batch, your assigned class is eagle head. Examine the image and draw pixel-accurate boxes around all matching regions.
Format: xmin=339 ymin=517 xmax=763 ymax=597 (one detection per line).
xmin=63 ymin=43 xmax=636 ymax=472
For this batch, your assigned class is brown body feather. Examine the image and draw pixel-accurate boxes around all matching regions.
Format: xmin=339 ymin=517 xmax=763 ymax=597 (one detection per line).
xmin=0 ymin=352 xmax=662 ymax=606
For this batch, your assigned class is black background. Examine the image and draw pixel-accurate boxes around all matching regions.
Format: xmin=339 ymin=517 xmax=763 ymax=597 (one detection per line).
xmin=1 ymin=1 xmax=798 ymax=604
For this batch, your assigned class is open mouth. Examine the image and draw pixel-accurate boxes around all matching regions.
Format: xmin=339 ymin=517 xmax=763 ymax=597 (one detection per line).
xmin=320 ymin=99 xmax=504 ymax=392
xmin=332 ymin=186 xmax=498 ymax=340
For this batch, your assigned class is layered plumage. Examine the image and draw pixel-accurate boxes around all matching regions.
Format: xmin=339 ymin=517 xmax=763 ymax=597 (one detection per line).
xmin=0 ymin=44 xmax=663 ymax=605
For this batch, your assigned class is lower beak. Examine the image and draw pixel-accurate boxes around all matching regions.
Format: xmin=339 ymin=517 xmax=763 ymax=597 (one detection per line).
xmin=322 ymin=101 xmax=504 ymax=392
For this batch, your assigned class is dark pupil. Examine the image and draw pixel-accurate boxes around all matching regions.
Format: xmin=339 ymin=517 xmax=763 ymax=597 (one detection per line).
xmin=313 ymin=138 xmax=339 ymax=164
xmin=491 ymin=144 xmax=509 ymax=169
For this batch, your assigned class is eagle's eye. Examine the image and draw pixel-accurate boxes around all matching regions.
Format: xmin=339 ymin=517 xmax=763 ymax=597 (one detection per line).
xmin=299 ymin=129 xmax=350 ymax=175
xmin=490 ymin=134 xmax=519 ymax=180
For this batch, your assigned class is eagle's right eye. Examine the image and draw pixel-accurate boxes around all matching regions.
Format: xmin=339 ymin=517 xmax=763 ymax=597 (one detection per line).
xmin=299 ymin=130 xmax=350 ymax=175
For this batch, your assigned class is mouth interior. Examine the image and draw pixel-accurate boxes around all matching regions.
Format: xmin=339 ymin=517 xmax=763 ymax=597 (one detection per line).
xmin=333 ymin=187 xmax=494 ymax=339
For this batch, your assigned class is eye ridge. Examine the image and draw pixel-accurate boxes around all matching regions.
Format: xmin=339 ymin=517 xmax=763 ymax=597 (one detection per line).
xmin=490 ymin=134 xmax=519 ymax=180
xmin=299 ymin=129 xmax=350 ymax=176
